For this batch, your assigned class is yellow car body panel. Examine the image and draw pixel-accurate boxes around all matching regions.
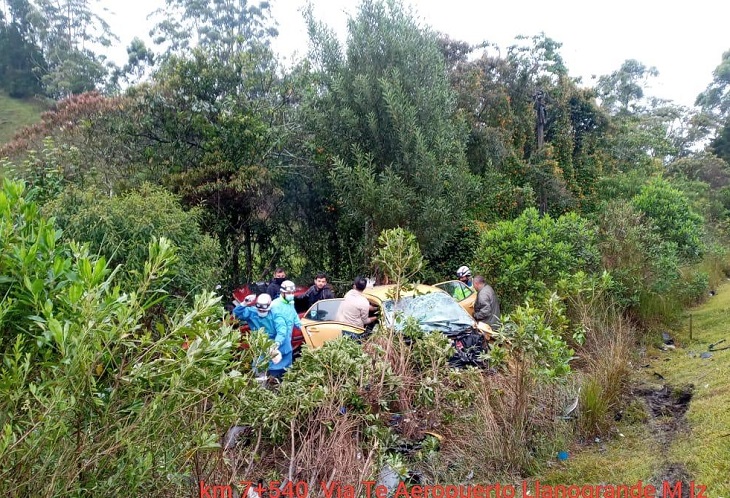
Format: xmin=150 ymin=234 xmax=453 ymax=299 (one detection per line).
xmin=299 ymin=298 xmax=366 ymax=348
xmin=434 ymin=280 xmax=477 ymax=316
xmin=300 ymin=320 xmax=366 ymax=348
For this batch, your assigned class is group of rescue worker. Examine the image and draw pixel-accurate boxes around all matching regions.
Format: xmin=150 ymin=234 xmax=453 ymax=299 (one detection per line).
xmin=231 ymin=266 xmax=500 ymax=383
xmin=232 ymin=269 xmax=336 ymax=382
xmin=232 ymin=277 xmax=300 ymax=381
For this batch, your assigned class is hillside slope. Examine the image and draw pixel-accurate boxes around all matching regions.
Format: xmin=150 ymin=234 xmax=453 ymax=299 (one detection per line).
xmin=0 ymin=92 xmax=45 ymax=147
xmin=539 ymin=282 xmax=730 ymax=495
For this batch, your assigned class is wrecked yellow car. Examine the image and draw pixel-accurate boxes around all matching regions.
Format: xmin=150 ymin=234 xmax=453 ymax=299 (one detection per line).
xmin=298 ymin=284 xmax=492 ymax=367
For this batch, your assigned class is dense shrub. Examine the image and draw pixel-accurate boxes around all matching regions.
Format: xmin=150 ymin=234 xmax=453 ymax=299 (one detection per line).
xmin=698 ymin=243 xmax=730 ymax=291
xmin=44 ymin=183 xmax=221 ymax=297
xmin=591 ymin=168 xmax=653 ymax=208
xmin=595 ymin=202 xmax=682 ymax=316
xmin=667 ymin=176 xmax=727 ymax=225
xmin=0 ymin=179 xmax=246 ymax=496
xmin=631 ymin=178 xmax=706 ymax=260
xmin=473 ymin=207 xmax=601 ymax=311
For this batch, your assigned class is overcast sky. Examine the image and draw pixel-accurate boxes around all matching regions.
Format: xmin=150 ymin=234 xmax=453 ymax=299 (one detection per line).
xmin=100 ymin=0 xmax=729 ymax=108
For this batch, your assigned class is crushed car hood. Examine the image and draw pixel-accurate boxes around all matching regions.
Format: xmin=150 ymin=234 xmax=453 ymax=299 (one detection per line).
xmin=383 ymin=292 xmax=477 ymax=336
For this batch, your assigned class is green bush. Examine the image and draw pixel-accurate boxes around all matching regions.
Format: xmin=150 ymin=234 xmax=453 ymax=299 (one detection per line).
xmin=473 ymin=207 xmax=600 ymax=311
xmin=698 ymin=243 xmax=730 ymax=290
xmin=44 ymin=183 xmax=221 ymax=298
xmin=676 ymin=268 xmax=709 ymax=306
xmin=631 ymin=178 xmax=706 ymax=260
xmin=0 ymin=137 xmax=73 ymax=206
xmin=494 ymin=296 xmax=574 ymax=380
xmin=0 ymin=179 xmax=246 ymax=496
xmin=595 ymin=201 xmax=683 ymax=319
xmin=592 ymin=169 xmax=652 ymax=208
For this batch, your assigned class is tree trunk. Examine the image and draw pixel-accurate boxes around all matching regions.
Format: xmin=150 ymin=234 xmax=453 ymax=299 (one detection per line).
xmin=231 ymin=238 xmax=240 ymax=289
xmin=245 ymin=224 xmax=253 ymax=283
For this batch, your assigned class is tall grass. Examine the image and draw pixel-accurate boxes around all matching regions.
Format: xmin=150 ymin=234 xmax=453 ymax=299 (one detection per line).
xmin=576 ymin=306 xmax=633 ymax=437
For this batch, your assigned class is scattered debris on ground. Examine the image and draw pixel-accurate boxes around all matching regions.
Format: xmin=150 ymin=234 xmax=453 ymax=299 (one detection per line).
xmin=635 ymin=383 xmax=694 ymax=497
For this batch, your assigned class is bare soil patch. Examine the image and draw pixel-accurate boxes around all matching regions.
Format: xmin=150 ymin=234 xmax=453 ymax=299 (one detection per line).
xmin=634 ymin=383 xmax=694 ymax=497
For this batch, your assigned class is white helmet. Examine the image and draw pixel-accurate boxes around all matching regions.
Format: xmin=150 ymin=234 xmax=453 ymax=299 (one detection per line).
xmin=280 ymin=280 xmax=296 ymax=303
xmin=255 ymin=293 xmax=272 ymax=317
xmin=456 ymin=265 xmax=471 ymax=278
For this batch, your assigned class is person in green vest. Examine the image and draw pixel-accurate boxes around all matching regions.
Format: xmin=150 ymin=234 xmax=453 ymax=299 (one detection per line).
xmin=452 ymin=266 xmax=473 ymax=301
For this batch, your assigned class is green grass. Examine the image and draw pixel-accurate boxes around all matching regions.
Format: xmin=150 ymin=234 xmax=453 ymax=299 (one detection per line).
xmin=537 ymin=282 xmax=730 ymax=496
xmin=0 ymin=91 xmax=46 ymax=146
xmin=663 ymin=285 xmax=730 ymax=495
xmin=537 ymin=423 xmax=661 ymax=486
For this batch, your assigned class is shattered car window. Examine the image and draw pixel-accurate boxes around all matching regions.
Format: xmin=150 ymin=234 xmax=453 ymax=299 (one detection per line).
xmin=382 ymin=292 xmax=476 ymax=336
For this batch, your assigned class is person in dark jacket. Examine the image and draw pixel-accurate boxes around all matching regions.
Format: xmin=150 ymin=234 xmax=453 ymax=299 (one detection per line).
xmin=266 ymin=267 xmax=287 ymax=299
xmin=300 ymin=272 xmax=335 ymax=308
xmin=473 ymin=275 xmax=501 ymax=330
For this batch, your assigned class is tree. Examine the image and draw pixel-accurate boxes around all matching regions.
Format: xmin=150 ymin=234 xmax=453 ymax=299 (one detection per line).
xmin=710 ymin=121 xmax=730 ymax=164
xmin=113 ymin=37 xmax=156 ymax=86
xmin=595 ymin=59 xmax=658 ymax=116
xmin=302 ymin=0 xmax=479 ymax=270
xmin=142 ymin=49 xmax=292 ymax=287
xmin=0 ymin=21 xmax=46 ymax=97
xmin=150 ymin=0 xmax=278 ymax=61
xmin=0 ymin=44 xmax=294 ymax=289
xmin=590 ymin=60 xmax=683 ymax=196
xmin=2 ymin=0 xmax=119 ymax=97
xmin=696 ymin=50 xmax=730 ymax=132
xmin=697 ymin=50 xmax=730 ymax=163
xmin=0 ymin=0 xmax=47 ymax=96
xmin=442 ymin=34 xmax=607 ymax=216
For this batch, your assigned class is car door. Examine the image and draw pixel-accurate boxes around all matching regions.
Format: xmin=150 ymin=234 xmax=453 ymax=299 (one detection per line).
xmin=434 ymin=280 xmax=476 ymax=316
xmin=299 ymin=299 xmax=366 ymax=349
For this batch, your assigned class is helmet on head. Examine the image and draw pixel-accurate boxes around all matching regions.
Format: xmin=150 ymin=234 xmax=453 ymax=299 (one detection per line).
xmin=456 ymin=266 xmax=471 ymax=278
xmin=280 ymin=280 xmax=296 ymax=303
xmin=255 ymin=293 xmax=272 ymax=317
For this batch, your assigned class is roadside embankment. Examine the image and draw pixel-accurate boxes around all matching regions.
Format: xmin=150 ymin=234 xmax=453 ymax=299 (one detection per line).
xmin=538 ymin=282 xmax=730 ymax=496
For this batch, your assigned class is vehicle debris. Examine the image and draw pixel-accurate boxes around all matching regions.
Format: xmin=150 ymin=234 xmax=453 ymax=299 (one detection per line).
xmin=222 ymin=425 xmax=251 ymax=451
xmin=709 ymin=338 xmax=729 ymax=351
xmin=661 ymin=331 xmax=674 ymax=345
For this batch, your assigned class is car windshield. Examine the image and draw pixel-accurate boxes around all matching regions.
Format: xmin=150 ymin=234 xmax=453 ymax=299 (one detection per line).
xmin=382 ymin=292 xmax=475 ymax=336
